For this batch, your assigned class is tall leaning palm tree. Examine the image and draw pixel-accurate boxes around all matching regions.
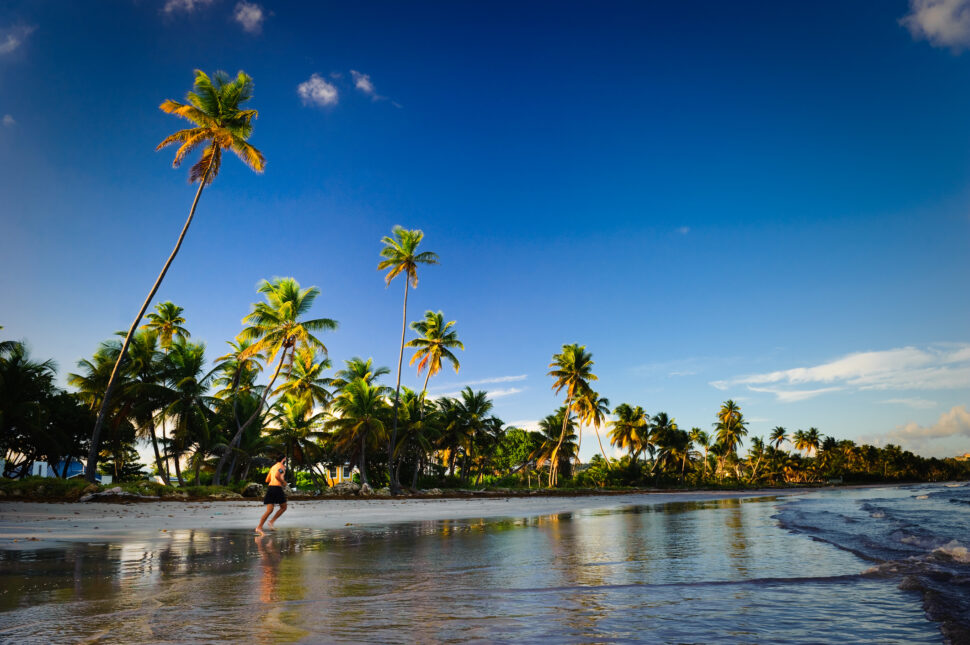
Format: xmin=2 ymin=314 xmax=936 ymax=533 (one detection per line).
xmin=547 ymin=343 xmax=597 ymax=486
xmin=86 ymin=70 xmax=265 ymax=482
xmin=378 ymin=226 xmax=439 ymax=493
xmin=575 ymin=390 xmax=612 ymax=466
xmin=406 ymin=310 xmax=463 ymax=402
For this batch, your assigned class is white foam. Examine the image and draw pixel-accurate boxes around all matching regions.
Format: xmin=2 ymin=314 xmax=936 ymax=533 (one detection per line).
xmin=933 ymin=540 xmax=970 ymax=563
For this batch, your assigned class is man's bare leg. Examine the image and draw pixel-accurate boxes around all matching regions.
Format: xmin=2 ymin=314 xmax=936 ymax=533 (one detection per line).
xmin=256 ymin=504 xmax=274 ymax=534
xmin=266 ymin=502 xmax=287 ymax=530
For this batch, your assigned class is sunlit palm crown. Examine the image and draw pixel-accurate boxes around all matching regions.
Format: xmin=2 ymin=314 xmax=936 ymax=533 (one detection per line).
xmin=406 ymin=310 xmax=463 ymax=377
xmin=156 ymin=70 xmax=265 ymax=184
xmin=576 ymin=391 xmax=610 ymax=428
xmin=378 ymin=226 xmax=439 ymax=287
xmin=238 ymin=277 xmax=338 ymax=363
xmin=548 ymin=343 xmax=598 ymax=400
xmin=273 ymin=346 xmax=333 ymax=406
xmin=142 ymin=302 xmax=189 ymax=351
xmin=331 ymin=357 xmax=391 ymax=391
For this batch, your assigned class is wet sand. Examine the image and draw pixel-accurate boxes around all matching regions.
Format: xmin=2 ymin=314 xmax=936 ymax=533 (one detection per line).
xmin=0 ymin=489 xmax=804 ymax=549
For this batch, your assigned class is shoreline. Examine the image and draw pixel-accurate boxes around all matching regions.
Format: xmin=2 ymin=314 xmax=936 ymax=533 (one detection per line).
xmin=0 ymin=485 xmax=892 ymax=551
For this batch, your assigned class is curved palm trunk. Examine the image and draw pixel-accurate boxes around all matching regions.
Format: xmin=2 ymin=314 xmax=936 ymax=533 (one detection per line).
xmin=147 ymin=418 xmax=166 ymax=484
xmin=593 ymin=425 xmax=611 ymax=467
xmin=85 ymin=163 xmax=212 ymax=482
xmin=549 ymin=395 xmax=573 ymax=487
xmin=388 ymin=280 xmax=409 ymax=494
xmin=214 ymin=349 xmax=288 ymax=485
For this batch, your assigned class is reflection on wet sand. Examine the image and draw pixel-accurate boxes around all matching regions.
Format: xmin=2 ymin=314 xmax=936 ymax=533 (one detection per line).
xmin=0 ymin=496 xmax=942 ymax=643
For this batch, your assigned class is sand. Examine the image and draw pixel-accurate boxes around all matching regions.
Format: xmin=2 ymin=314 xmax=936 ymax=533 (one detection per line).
xmin=0 ymin=489 xmax=805 ymax=550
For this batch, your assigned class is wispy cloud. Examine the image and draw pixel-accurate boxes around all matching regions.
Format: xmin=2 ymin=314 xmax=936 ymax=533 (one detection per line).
xmin=2 ymin=114 xmax=14 ymax=127
xmin=432 ymin=386 xmax=524 ymax=400
xmin=350 ymin=70 xmax=375 ymax=95
xmin=430 ymin=374 xmax=527 ymax=390
xmin=233 ymin=1 xmax=264 ymax=33
xmin=676 ymin=226 xmax=690 ymax=235
xmin=901 ymin=0 xmax=970 ymax=51
xmin=297 ymin=74 xmax=338 ymax=107
xmin=711 ymin=344 xmax=970 ymax=402
xmin=163 ymin=0 xmax=215 ymax=14
xmin=0 ymin=24 xmax=36 ymax=55
xmin=882 ymin=397 xmax=938 ymax=409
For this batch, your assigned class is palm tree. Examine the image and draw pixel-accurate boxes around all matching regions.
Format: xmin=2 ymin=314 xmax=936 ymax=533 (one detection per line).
xmin=125 ymin=329 xmax=169 ymax=481
xmin=609 ymin=403 xmax=650 ymax=464
xmin=266 ymin=394 xmax=328 ymax=485
xmin=714 ymin=399 xmax=747 ymax=477
xmin=530 ymin=408 xmax=579 ymax=481
xmin=575 ymin=390 xmax=612 ymax=465
xmin=273 ymin=346 xmax=333 ymax=410
xmin=769 ymin=426 xmax=787 ymax=450
xmin=406 ymin=310 xmax=463 ymax=402
xmin=689 ymin=428 xmax=710 ymax=480
xmin=547 ymin=344 xmax=597 ymax=486
xmin=331 ymin=357 xmax=391 ymax=391
xmin=142 ymin=302 xmax=190 ymax=351
xmin=213 ymin=277 xmax=337 ymax=483
xmin=86 ymin=70 xmax=265 ymax=482
xmin=159 ymin=338 xmax=214 ymax=486
xmin=378 ymin=226 xmax=439 ymax=493
xmin=453 ymin=387 xmax=493 ymax=484
xmin=327 ymin=378 xmax=388 ymax=486
xmin=794 ymin=427 xmax=821 ymax=457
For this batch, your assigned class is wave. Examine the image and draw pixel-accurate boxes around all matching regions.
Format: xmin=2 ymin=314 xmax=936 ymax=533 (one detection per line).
xmin=776 ymin=485 xmax=970 ymax=644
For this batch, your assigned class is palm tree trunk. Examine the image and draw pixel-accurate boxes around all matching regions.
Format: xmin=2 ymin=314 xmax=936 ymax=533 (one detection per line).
xmin=593 ymin=426 xmax=612 ymax=467
xmin=173 ymin=446 xmax=184 ymax=486
xmin=214 ymin=348 xmax=289 ymax=485
xmin=85 ymin=162 xmax=212 ymax=482
xmin=148 ymin=418 xmax=166 ymax=484
xmin=549 ymin=395 xmax=572 ymax=487
xmin=388 ymin=280 xmax=409 ymax=494
xmin=359 ymin=432 xmax=369 ymax=486
xmin=161 ymin=422 xmax=171 ymax=482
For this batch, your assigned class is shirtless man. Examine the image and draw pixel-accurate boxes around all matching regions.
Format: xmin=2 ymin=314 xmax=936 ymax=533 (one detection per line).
xmin=256 ymin=455 xmax=287 ymax=535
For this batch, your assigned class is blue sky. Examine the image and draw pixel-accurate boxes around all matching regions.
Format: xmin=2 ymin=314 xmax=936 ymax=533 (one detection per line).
xmin=1 ymin=0 xmax=968 ymax=458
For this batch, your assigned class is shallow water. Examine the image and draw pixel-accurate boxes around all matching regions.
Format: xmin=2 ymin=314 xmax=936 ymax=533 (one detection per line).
xmin=0 ymin=486 xmax=962 ymax=643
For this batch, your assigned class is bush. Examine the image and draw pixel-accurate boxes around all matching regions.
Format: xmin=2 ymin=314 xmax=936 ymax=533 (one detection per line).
xmin=0 ymin=476 xmax=94 ymax=500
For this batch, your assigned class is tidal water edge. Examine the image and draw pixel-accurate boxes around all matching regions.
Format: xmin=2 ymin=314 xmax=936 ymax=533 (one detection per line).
xmin=1 ymin=484 xmax=966 ymax=643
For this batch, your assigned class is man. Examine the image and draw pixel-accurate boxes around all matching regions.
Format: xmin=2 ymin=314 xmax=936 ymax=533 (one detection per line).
xmin=256 ymin=455 xmax=287 ymax=534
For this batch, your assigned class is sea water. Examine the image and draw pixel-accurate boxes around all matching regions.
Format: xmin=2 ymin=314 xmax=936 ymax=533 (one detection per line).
xmin=0 ymin=483 xmax=966 ymax=643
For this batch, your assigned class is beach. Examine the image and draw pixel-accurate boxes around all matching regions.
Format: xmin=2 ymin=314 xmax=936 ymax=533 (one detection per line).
xmin=2 ymin=483 xmax=967 ymax=643
xmin=0 ymin=488 xmax=794 ymax=548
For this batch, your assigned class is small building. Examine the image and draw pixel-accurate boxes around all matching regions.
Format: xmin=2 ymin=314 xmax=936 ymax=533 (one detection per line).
xmin=954 ymin=453 xmax=970 ymax=462
xmin=324 ymin=463 xmax=354 ymax=487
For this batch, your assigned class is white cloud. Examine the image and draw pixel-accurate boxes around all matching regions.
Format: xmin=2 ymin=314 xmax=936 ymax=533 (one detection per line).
xmin=350 ymin=70 xmax=375 ymax=95
xmin=677 ymin=226 xmax=690 ymax=235
xmin=712 ymin=343 xmax=970 ymax=402
xmin=864 ymin=405 xmax=970 ymax=455
xmin=745 ymin=386 xmax=843 ymax=402
xmin=0 ymin=24 xmax=36 ymax=55
xmin=882 ymin=397 xmax=938 ymax=409
xmin=430 ymin=374 xmax=527 ymax=390
xmin=487 ymin=387 xmax=524 ymax=398
xmin=233 ymin=1 xmax=264 ymax=33
xmin=163 ymin=0 xmax=215 ymax=14
xmin=2 ymin=114 xmax=14 ymax=127
xmin=432 ymin=386 xmax=524 ymax=400
xmin=901 ymin=0 xmax=970 ymax=51
xmin=297 ymin=74 xmax=338 ymax=107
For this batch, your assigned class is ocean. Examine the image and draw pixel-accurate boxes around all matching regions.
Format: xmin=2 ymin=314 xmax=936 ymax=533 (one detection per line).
xmin=0 ymin=483 xmax=967 ymax=643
